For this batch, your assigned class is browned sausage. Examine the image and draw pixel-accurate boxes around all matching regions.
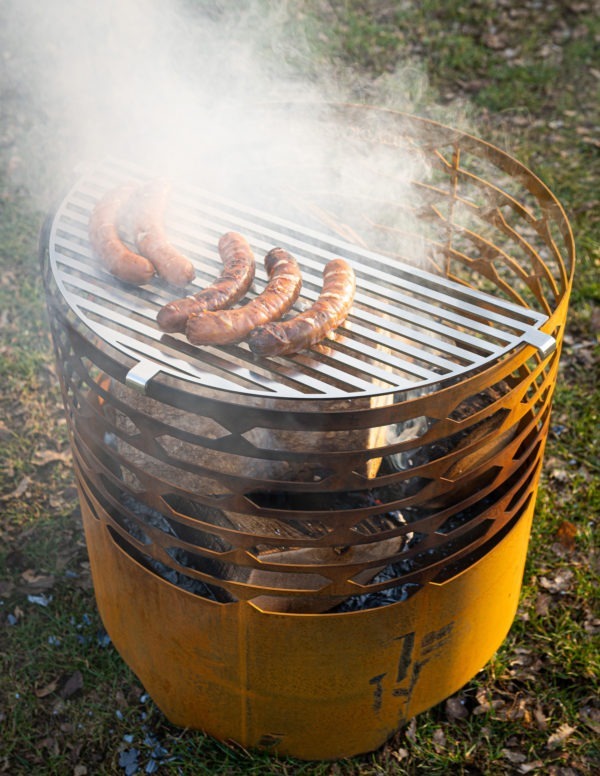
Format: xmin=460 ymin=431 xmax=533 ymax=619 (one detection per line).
xmin=248 ymin=258 xmax=355 ymax=356
xmin=156 ymin=232 xmax=256 ymax=333
xmin=186 ymin=247 xmax=302 ymax=346
xmin=133 ymin=178 xmax=195 ymax=287
xmin=88 ymin=183 xmax=155 ymax=285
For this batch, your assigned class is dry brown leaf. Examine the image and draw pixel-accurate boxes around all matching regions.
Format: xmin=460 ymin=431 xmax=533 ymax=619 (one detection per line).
xmin=432 ymin=728 xmax=446 ymax=752
xmin=583 ymin=616 xmax=600 ymax=635
xmin=482 ymin=33 xmax=507 ymax=50
xmin=474 ymin=695 xmax=505 ymax=715
xmin=404 ymin=717 xmax=417 ymax=743
xmin=556 ymin=520 xmax=577 ymax=551
xmin=59 ymin=671 xmax=84 ymax=699
xmin=20 ymin=570 xmax=55 ymax=591
xmin=502 ymin=748 xmax=527 ymax=763
xmin=34 ymin=678 xmax=59 ymax=698
xmin=509 ymin=648 xmax=544 ymax=681
xmin=539 ymin=569 xmax=574 ymax=594
xmin=445 ymin=695 xmax=469 ymax=720
xmin=33 ymin=449 xmax=71 ymax=466
xmin=535 ymin=593 xmax=552 ymax=616
xmin=0 ymin=476 xmax=32 ymax=501
xmin=505 ymin=696 xmax=531 ymax=723
xmin=475 ymin=687 xmax=488 ymax=706
xmin=579 ymin=704 xmax=600 ymax=734
xmin=392 ymin=748 xmax=408 ymax=762
xmin=566 ymin=1 xmax=592 ymax=13
xmin=517 ymin=761 xmax=544 ymax=774
xmin=533 ymin=705 xmax=548 ymax=731
xmin=547 ymin=723 xmax=577 ymax=750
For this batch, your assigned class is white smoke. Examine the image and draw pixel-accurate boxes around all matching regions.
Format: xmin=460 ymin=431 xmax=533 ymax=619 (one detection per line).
xmin=1 ymin=0 xmax=435 ymax=261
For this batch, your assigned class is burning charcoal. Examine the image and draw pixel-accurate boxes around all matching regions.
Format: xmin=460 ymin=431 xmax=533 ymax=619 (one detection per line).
xmin=111 ymin=494 xmax=226 ymax=601
xmin=333 ymin=574 xmax=422 ymax=613
xmin=120 ymin=494 xmax=176 ymax=539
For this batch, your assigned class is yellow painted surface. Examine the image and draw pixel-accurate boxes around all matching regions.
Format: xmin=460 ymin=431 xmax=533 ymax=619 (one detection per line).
xmin=80 ymin=483 xmax=534 ymax=760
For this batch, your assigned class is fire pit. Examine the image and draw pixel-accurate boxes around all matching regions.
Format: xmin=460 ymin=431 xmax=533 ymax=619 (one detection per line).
xmin=41 ymin=105 xmax=574 ymax=759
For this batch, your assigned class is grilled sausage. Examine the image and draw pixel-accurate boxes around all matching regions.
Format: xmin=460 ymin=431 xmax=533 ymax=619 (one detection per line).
xmin=248 ymin=258 xmax=355 ymax=356
xmin=88 ymin=183 xmax=155 ymax=285
xmin=186 ymin=247 xmax=302 ymax=346
xmin=133 ymin=178 xmax=195 ymax=287
xmin=157 ymin=232 xmax=256 ymax=333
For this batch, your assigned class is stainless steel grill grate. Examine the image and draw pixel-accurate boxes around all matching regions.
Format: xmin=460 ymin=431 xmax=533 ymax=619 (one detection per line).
xmin=48 ymin=158 xmax=555 ymax=399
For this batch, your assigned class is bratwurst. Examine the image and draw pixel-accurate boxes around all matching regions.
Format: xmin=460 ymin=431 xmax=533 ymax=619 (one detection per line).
xmin=248 ymin=258 xmax=356 ymax=356
xmin=88 ymin=183 xmax=155 ymax=285
xmin=133 ymin=179 xmax=195 ymax=287
xmin=157 ymin=232 xmax=256 ymax=333
xmin=186 ymin=247 xmax=302 ymax=345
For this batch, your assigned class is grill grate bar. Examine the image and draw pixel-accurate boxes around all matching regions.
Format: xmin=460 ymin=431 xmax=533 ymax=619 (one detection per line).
xmin=64 ymin=184 xmax=546 ymax=352
xmin=53 ymin=222 xmax=514 ymax=360
xmin=54 ymin=234 xmax=461 ymax=380
xmin=54 ymin=244 xmax=443 ymax=390
xmin=53 ymin=234 xmax=466 ymax=378
xmin=165 ymin=185 xmax=547 ymax=326
xmin=47 ymin=161 xmax=556 ymax=399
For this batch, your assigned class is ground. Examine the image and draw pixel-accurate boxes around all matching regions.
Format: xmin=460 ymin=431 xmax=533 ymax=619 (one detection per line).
xmin=0 ymin=1 xmax=598 ymax=774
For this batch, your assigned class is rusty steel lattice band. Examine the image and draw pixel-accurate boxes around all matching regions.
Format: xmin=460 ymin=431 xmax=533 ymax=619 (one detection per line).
xmin=42 ymin=106 xmax=573 ymax=614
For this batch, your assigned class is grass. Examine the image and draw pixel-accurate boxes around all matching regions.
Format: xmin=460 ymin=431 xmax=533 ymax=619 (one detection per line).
xmin=1 ymin=1 xmax=598 ymax=773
